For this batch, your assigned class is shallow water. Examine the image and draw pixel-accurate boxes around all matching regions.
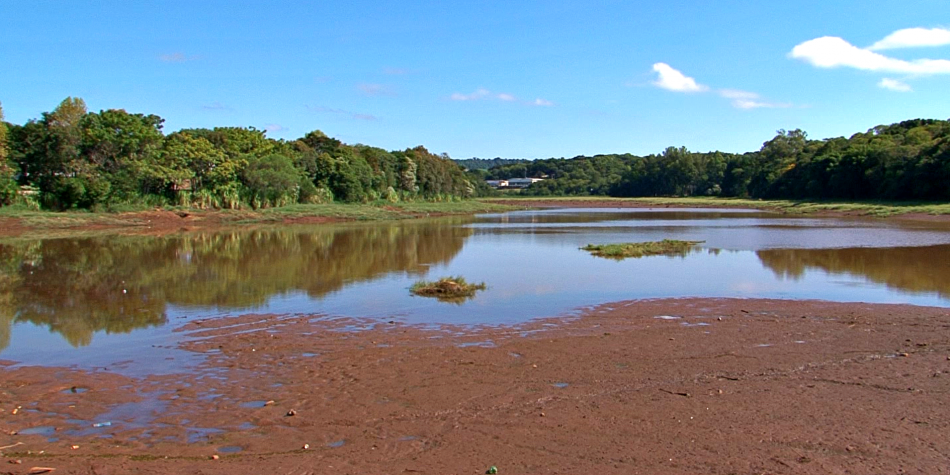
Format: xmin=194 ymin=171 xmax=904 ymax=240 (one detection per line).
xmin=2 ymin=208 xmax=950 ymax=373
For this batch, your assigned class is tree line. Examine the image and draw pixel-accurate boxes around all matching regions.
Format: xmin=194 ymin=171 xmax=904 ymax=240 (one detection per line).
xmin=0 ymin=98 xmax=475 ymax=209
xmin=470 ymin=119 xmax=950 ymax=201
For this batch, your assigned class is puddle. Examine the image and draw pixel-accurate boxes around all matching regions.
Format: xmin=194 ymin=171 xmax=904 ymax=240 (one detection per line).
xmin=327 ymin=439 xmax=346 ymax=448
xmin=552 ymin=382 xmax=570 ymax=389
xmin=238 ymin=422 xmax=256 ymax=430
xmin=217 ymin=445 xmax=243 ymax=454
xmin=240 ymin=400 xmax=271 ymax=408
xmin=61 ymin=387 xmax=89 ymax=394
xmin=18 ymin=426 xmax=56 ymax=436
xmin=187 ymin=427 xmax=223 ymax=444
xmin=654 ymin=315 xmax=682 ymax=320
xmin=458 ymin=341 xmax=496 ymax=348
xmin=398 ymin=435 xmax=418 ymax=442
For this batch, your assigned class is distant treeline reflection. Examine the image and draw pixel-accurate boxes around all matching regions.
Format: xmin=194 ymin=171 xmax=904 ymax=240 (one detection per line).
xmin=0 ymin=219 xmax=470 ymax=350
xmin=758 ymin=245 xmax=950 ymax=298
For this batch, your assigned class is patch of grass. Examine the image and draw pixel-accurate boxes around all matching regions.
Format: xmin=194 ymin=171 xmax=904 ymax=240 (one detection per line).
xmin=410 ymin=276 xmax=487 ymax=303
xmin=582 ymin=239 xmax=704 ymax=260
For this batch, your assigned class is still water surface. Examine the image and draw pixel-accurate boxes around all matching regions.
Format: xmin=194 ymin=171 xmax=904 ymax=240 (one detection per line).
xmin=2 ymin=208 xmax=950 ymax=373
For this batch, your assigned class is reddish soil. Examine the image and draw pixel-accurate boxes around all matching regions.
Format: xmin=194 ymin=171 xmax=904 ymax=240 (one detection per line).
xmin=0 ymin=210 xmax=349 ymax=238
xmin=2 ymin=298 xmax=949 ymax=474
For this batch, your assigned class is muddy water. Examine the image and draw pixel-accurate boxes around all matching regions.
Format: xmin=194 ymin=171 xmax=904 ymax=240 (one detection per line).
xmin=1 ymin=208 xmax=950 ymax=373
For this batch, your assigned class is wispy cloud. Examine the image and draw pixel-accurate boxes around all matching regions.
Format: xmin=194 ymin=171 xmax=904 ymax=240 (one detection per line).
xmin=306 ymin=106 xmax=378 ymax=121
xmin=869 ymin=27 xmax=950 ymax=50
xmin=450 ymin=88 xmax=553 ymax=107
xmin=450 ymin=88 xmax=493 ymax=101
xmin=651 ymin=63 xmax=708 ymax=93
xmin=202 ymin=102 xmax=232 ymax=111
xmin=878 ymin=78 xmax=913 ymax=92
xmin=159 ymin=52 xmax=199 ymax=63
xmin=383 ymin=67 xmax=410 ymax=75
xmin=357 ymin=83 xmax=395 ymax=96
xmin=791 ymin=36 xmax=950 ymax=74
xmin=718 ymin=89 xmax=759 ymax=100
xmin=717 ymin=89 xmax=791 ymax=109
xmin=648 ymin=65 xmax=790 ymax=109
xmin=264 ymin=124 xmax=289 ymax=133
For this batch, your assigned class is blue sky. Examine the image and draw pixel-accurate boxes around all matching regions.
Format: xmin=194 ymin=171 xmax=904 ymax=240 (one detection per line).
xmin=1 ymin=0 xmax=948 ymax=158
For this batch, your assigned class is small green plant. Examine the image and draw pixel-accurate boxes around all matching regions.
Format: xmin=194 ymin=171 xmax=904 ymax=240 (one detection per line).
xmin=410 ymin=276 xmax=486 ymax=303
xmin=581 ymin=239 xmax=703 ymax=260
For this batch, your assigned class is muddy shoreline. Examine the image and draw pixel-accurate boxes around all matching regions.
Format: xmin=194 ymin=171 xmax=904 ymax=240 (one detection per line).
xmin=2 ymin=298 xmax=948 ymax=474
xmin=2 ymin=199 xmax=949 ymax=239
xmin=489 ymin=198 xmax=950 ymax=223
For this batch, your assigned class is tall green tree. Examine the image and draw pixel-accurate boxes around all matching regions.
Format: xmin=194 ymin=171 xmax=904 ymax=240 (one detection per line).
xmin=0 ymin=101 xmax=17 ymax=205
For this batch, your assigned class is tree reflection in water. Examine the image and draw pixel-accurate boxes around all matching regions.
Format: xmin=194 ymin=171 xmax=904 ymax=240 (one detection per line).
xmin=0 ymin=219 xmax=470 ymax=350
xmin=757 ymin=245 xmax=950 ymax=298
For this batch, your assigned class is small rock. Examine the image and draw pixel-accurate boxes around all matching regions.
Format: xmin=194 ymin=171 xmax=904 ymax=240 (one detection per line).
xmin=286 ymin=409 xmax=297 ymax=416
xmin=9 ymin=460 xmax=22 ymax=464
xmin=210 ymin=455 xmax=219 ymax=461
xmin=28 ymin=468 xmax=56 ymax=475
xmin=899 ymin=352 xmax=910 ymax=357
xmin=302 ymin=444 xmax=309 ymax=449
xmin=539 ymin=412 xmax=545 ymax=417
xmin=70 ymin=445 xmax=79 ymax=450
xmin=264 ymin=400 xmax=275 ymax=406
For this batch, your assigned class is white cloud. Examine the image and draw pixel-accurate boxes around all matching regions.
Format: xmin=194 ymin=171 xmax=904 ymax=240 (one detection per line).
xmin=732 ymin=99 xmax=792 ymax=109
xmin=651 ymin=63 xmax=709 ymax=93
xmin=450 ymin=89 xmax=553 ymax=107
xmin=264 ymin=124 xmax=288 ymax=133
xmin=647 ymin=65 xmax=791 ymax=109
xmin=869 ymin=27 xmax=950 ymax=50
xmin=790 ymin=36 xmax=950 ymax=74
xmin=450 ymin=88 xmax=493 ymax=101
xmin=718 ymin=89 xmax=759 ymax=100
xmin=878 ymin=78 xmax=913 ymax=92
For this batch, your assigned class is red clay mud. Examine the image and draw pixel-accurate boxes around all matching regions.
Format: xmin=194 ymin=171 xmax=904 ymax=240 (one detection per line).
xmin=1 ymin=298 xmax=949 ymax=474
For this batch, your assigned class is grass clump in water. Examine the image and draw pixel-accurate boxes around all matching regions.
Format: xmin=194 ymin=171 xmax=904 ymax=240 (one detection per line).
xmin=581 ymin=239 xmax=703 ymax=260
xmin=410 ymin=276 xmax=487 ymax=303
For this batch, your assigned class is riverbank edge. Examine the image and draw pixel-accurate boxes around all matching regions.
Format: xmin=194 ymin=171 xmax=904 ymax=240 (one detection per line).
xmin=484 ymin=196 xmax=950 ymax=221
xmin=0 ymin=201 xmax=519 ymax=238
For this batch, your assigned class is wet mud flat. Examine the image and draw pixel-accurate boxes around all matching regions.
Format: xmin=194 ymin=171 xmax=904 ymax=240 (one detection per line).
xmin=1 ymin=298 xmax=949 ymax=474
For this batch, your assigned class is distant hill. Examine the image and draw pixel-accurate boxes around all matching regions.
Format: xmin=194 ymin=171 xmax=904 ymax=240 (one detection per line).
xmin=454 ymin=157 xmax=530 ymax=170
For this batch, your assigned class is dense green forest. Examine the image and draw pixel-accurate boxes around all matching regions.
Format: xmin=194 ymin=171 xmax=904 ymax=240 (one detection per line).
xmin=2 ymin=97 xmax=948 ymax=210
xmin=477 ymin=119 xmax=950 ymax=200
xmin=454 ymin=157 xmax=529 ymax=171
xmin=0 ymin=98 xmax=475 ymax=210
